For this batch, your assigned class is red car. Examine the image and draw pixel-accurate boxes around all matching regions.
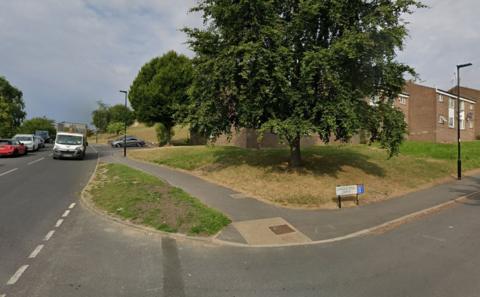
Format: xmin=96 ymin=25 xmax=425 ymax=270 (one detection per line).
xmin=0 ymin=139 xmax=27 ymax=157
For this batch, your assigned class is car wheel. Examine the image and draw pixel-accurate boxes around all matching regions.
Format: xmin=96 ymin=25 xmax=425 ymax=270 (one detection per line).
xmin=13 ymin=150 xmax=18 ymax=157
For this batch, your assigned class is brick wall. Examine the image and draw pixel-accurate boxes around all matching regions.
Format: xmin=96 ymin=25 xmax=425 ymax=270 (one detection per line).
xmin=449 ymin=86 xmax=480 ymax=140
xmin=404 ymin=82 xmax=437 ymax=142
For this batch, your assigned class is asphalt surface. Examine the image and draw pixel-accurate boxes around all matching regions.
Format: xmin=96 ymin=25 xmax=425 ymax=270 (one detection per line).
xmin=1 ymin=145 xmax=480 ymax=296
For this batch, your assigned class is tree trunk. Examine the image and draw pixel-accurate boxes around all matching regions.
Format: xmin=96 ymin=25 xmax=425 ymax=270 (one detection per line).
xmin=165 ymin=125 xmax=172 ymax=146
xmin=289 ymin=135 xmax=302 ymax=167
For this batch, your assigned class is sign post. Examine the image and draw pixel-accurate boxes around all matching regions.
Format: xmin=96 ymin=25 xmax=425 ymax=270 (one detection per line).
xmin=335 ymin=184 xmax=365 ymax=209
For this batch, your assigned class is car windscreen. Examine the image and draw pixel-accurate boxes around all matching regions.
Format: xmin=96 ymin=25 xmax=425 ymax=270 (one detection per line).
xmin=0 ymin=140 xmax=12 ymax=145
xmin=56 ymin=135 xmax=83 ymax=145
xmin=15 ymin=136 xmax=33 ymax=142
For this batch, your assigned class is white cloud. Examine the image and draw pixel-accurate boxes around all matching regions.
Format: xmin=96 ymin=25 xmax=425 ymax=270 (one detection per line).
xmin=0 ymin=0 xmax=478 ymax=124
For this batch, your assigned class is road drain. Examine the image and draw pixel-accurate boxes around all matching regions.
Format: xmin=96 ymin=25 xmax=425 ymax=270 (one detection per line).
xmin=269 ymin=224 xmax=295 ymax=235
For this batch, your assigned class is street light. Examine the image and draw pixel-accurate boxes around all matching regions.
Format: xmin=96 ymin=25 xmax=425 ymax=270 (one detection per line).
xmin=456 ymin=63 xmax=472 ymax=180
xmin=119 ymin=90 xmax=128 ymax=157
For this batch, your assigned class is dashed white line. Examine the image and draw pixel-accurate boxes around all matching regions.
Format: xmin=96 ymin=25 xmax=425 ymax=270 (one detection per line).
xmin=0 ymin=168 xmax=18 ymax=177
xmin=68 ymin=202 xmax=76 ymax=209
xmin=55 ymin=219 xmax=64 ymax=228
xmin=27 ymin=157 xmax=45 ymax=165
xmin=7 ymin=265 xmax=29 ymax=285
xmin=62 ymin=210 xmax=70 ymax=218
xmin=43 ymin=230 xmax=55 ymax=241
xmin=28 ymin=244 xmax=44 ymax=259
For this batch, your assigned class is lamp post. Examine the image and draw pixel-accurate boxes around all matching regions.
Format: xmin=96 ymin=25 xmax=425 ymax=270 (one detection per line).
xmin=456 ymin=63 xmax=472 ymax=180
xmin=119 ymin=90 xmax=128 ymax=157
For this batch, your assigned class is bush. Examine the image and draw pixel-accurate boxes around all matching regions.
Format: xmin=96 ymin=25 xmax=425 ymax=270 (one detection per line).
xmin=107 ymin=122 xmax=124 ymax=135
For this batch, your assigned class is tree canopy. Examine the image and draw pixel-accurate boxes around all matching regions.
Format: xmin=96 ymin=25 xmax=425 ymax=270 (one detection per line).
xmin=18 ymin=117 xmax=56 ymax=137
xmin=0 ymin=76 xmax=26 ymax=137
xmin=185 ymin=0 xmax=421 ymax=166
xmin=129 ymin=50 xmax=193 ymax=144
xmin=109 ymin=104 xmax=135 ymax=127
xmin=91 ymin=101 xmax=110 ymax=133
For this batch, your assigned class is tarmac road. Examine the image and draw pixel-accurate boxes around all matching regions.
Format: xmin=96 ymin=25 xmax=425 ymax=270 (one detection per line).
xmin=1 ymin=145 xmax=480 ymax=297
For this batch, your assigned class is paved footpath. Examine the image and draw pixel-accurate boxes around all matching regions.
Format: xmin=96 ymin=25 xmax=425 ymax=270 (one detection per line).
xmin=97 ymin=146 xmax=480 ymax=246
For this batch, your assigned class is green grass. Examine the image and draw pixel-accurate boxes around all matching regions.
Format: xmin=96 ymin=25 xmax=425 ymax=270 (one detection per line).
xmin=89 ymin=163 xmax=231 ymax=235
xmin=400 ymin=141 xmax=480 ymax=170
xmin=128 ymin=141 xmax=480 ymax=208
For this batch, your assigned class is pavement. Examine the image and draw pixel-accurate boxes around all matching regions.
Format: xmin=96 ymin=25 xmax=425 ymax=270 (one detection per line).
xmin=96 ymin=145 xmax=480 ymax=247
xmin=2 ymin=144 xmax=480 ymax=296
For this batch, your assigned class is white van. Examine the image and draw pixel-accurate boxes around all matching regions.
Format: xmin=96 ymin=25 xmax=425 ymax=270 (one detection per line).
xmin=53 ymin=132 xmax=87 ymax=160
xmin=13 ymin=134 xmax=38 ymax=151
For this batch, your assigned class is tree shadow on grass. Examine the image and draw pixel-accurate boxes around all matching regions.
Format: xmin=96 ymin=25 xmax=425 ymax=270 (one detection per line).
xmin=202 ymin=146 xmax=386 ymax=178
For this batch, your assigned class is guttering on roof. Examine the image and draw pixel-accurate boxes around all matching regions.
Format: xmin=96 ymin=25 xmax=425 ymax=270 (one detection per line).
xmin=436 ymin=89 xmax=476 ymax=104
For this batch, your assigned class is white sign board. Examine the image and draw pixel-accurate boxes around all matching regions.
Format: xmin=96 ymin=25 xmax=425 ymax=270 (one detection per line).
xmin=336 ymin=185 xmax=358 ymax=196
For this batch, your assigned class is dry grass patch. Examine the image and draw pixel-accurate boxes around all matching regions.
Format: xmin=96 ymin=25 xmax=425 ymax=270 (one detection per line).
xmin=128 ymin=143 xmax=471 ymax=208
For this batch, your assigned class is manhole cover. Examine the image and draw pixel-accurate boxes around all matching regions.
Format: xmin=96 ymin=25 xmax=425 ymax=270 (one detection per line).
xmin=269 ymin=224 xmax=295 ymax=235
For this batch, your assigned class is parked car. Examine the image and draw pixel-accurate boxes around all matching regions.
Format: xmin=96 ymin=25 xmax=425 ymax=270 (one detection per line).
xmin=0 ymin=139 xmax=27 ymax=157
xmin=35 ymin=135 xmax=45 ymax=149
xmin=53 ymin=132 xmax=88 ymax=160
xmin=111 ymin=136 xmax=146 ymax=147
xmin=13 ymin=134 xmax=38 ymax=151
xmin=35 ymin=130 xmax=51 ymax=143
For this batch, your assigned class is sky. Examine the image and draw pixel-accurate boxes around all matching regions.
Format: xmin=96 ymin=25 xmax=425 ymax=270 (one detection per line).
xmin=0 ymin=0 xmax=479 ymax=124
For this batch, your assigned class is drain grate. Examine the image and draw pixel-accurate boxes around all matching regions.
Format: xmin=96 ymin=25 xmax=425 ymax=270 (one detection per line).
xmin=269 ymin=224 xmax=295 ymax=235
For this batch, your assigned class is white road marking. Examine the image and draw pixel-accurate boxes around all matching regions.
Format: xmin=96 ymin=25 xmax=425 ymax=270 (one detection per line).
xmin=44 ymin=230 xmax=55 ymax=241
xmin=55 ymin=219 xmax=64 ymax=227
xmin=62 ymin=210 xmax=70 ymax=217
xmin=7 ymin=265 xmax=29 ymax=285
xmin=68 ymin=202 xmax=76 ymax=209
xmin=28 ymin=244 xmax=44 ymax=259
xmin=27 ymin=157 xmax=45 ymax=165
xmin=90 ymin=145 xmax=98 ymax=153
xmin=422 ymin=234 xmax=446 ymax=242
xmin=0 ymin=168 xmax=18 ymax=177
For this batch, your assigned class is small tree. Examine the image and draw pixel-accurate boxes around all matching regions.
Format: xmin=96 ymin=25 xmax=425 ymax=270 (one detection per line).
xmin=18 ymin=117 xmax=56 ymax=137
xmin=129 ymin=51 xmax=193 ymax=145
xmin=109 ymin=104 xmax=135 ymax=127
xmin=106 ymin=122 xmax=124 ymax=135
xmin=91 ymin=101 xmax=110 ymax=133
xmin=185 ymin=0 xmax=421 ymax=166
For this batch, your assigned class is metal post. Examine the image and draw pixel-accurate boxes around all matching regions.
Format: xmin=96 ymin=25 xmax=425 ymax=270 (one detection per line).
xmin=457 ymin=67 xmax=461 ymax=180
xmin=119 ymin=90 xmax=128 ymax=157
xmin=456 ymin=63 xmax=473 ymax=180
xmin=337 ymin=196 xmax=341 ymax=209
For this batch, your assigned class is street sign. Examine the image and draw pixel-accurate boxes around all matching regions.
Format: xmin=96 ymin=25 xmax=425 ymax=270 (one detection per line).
xmin=335 ymin=185 xmax=358 ymax=196
xmin=335 ymin=184 xmax=365 ymax=208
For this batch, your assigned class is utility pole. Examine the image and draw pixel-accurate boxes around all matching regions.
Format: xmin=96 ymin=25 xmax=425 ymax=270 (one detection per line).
xmin=120 ymin=90 xmax=128 ymax=157
xmin=456 ymin=63 xmax=472 ymax=180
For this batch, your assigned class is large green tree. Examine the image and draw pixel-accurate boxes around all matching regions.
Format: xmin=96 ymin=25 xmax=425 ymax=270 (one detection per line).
xmin=0 ymin=76 xmax=26 ymax=137
xmin=18 ymin=117 xmax=56 ymax=137
xmin=185 ymin=0 xmax=421 ymax=166
xmin=129 ymin=51 xmax=193 ymax=145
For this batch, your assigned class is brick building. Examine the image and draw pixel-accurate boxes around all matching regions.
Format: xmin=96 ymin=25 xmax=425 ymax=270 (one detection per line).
xmin=449 ymin=86 xmax=480 ymax=140
xmin=405 ymin=82 xmax=477 ymax=143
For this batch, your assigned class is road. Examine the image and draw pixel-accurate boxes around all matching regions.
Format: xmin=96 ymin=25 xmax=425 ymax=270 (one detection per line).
xmin=1 ymin=146 xmax=480 ymax=296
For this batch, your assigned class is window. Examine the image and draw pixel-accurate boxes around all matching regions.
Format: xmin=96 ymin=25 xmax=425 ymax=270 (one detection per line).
xmin=470 ymin=104 xmax=474 ymax=111
xmin=448 ymin=98 xmax=455 ymax=128
xmin=470 ymin=121 xmax=474 ymax=129
xmin=399 ymin=97 xmax=407 ymax=105
xmin=438 ymin=95 xmax=444 ymax=102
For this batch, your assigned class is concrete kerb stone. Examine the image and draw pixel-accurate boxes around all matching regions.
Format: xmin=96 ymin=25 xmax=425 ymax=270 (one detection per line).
xmin=81 ymin=147 xmax=479 ymax=249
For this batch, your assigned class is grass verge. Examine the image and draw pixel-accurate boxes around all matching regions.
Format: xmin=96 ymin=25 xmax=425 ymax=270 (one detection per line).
xmin=128 ymin=141 xmax=480 ymax=208
xmin=88 ymin=163 xmax=231 ymax=236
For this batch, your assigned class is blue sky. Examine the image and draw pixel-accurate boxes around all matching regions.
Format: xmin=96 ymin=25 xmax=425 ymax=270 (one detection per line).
xmin=0 ymin=0 xmax=479 ymax=124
